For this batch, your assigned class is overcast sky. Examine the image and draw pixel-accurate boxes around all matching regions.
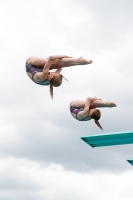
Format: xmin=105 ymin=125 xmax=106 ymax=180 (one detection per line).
xmin=0 ymin=0 xmax=133 ymax=199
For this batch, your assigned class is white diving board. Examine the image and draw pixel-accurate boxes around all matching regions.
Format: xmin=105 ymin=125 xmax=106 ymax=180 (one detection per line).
xmin=127 ymin=159 xmax=133 ymax=166
xmin=81 ymin=130 xmax=133 ymax=148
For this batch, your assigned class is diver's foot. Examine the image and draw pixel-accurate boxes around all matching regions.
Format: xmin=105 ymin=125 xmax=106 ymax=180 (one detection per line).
xmin=78 ymin=57 xmax=92 ymax=64
xmin=107 ymin=101 xmax=117 ymax=107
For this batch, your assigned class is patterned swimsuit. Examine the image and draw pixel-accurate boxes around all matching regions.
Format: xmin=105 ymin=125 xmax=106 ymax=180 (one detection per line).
xmin=70 ymin=106 xmax=90 ymax=121
xmin=26 ymin=63 xmax=50 ymax=86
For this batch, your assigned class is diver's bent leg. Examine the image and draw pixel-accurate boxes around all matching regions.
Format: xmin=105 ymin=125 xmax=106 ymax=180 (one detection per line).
xmin=70 ymin=100 xmax=86 ymax=108
xmin=26 ymin=57 xmax=48 ymax=68
xmin=50 ymin=57 xmax=92 ymax=70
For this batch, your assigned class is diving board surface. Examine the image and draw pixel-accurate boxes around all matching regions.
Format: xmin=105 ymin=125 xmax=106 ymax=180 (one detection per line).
xmin=81 ymin=130 xmax=133 ymax=148
xmin=127 ymin=159 xmax=133 ymax=166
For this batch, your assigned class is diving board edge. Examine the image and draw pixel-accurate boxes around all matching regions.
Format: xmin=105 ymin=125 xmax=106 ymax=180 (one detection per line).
xmin=81 ymin=130 xmax=133 ymax=148
xmin=127 ymin=159 xmax=133 ymax=166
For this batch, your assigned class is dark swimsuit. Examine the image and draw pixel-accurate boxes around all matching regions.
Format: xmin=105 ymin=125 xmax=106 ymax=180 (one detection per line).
xmin=26 ymin=63 xmax=50 ymax=86
xmin=70 ymin=106 xmax=90 ymax=121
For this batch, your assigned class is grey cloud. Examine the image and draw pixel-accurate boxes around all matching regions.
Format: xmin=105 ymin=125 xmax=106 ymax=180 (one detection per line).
xmin=0 ymin=0 xmax=133 ymax=199
xmin=1 ymin=99 xmax=133 ymax=173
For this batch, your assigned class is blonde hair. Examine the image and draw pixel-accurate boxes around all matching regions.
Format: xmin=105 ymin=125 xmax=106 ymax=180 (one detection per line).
xmin=91 ymin=109 xmax=103 ymax=130
xmin=49 ymin=74 xmax=67 ymax=99
xmin=94 ymin=120 xmax=103 ymax=130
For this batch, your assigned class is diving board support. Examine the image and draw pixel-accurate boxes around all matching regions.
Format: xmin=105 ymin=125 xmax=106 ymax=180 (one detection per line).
xmin=81 ymin=130 xmax=133 ymax=148
xmin=127 ymin=159 xmax=133 ymax=166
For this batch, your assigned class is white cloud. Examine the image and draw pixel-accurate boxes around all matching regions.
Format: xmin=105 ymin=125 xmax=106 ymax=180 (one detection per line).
xmin=0 ymin=156 xmax=133 ymax=200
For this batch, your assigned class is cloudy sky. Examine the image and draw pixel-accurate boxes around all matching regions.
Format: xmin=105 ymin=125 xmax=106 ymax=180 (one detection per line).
xmin=0 ymin=0 xmax=133 ymax=199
